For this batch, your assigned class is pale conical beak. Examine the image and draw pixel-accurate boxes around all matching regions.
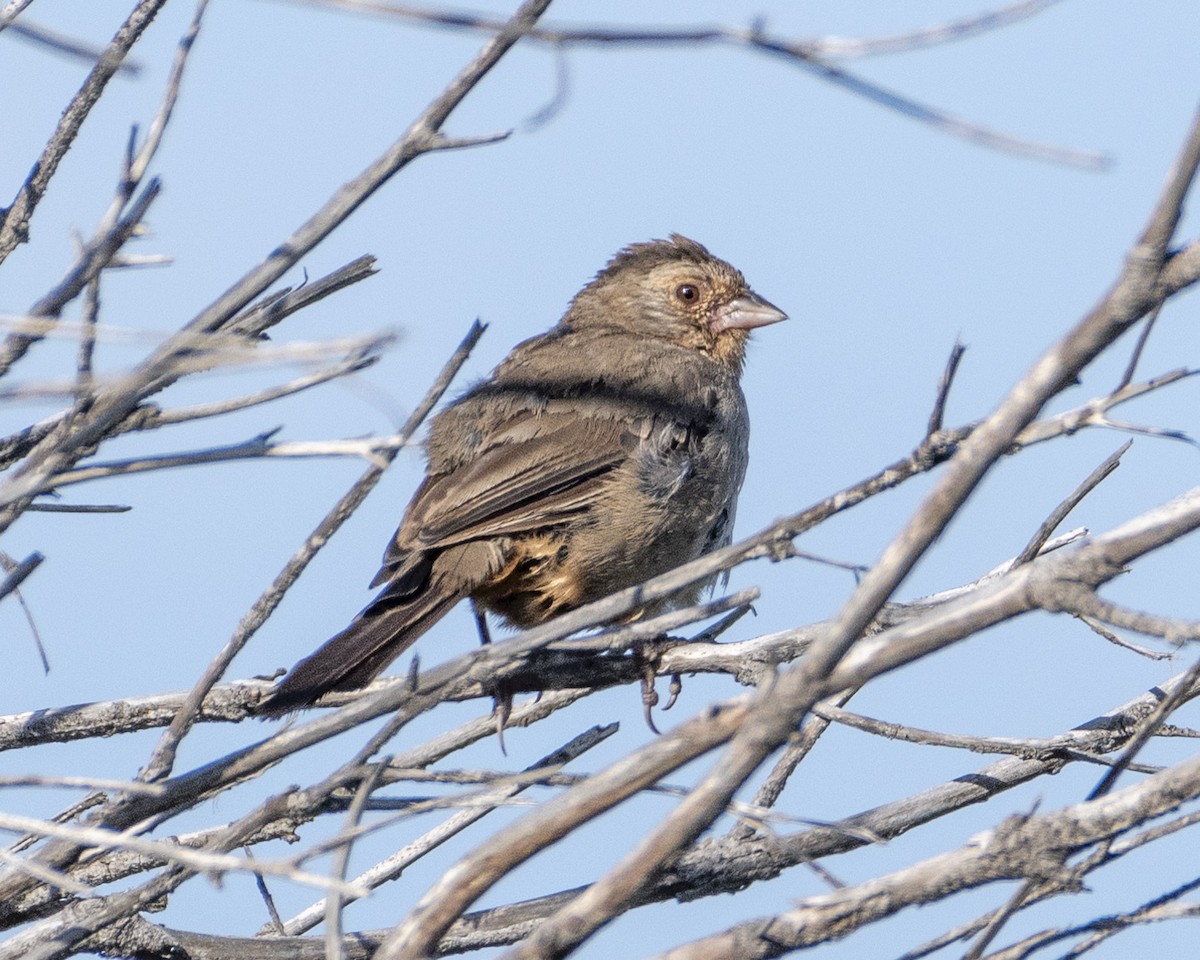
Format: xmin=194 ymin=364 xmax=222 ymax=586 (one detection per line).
xmin=709 ymin=292 xmax=788 ymax=334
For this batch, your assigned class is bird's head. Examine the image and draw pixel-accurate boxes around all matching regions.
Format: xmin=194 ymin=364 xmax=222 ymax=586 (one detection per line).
xmin=566 ymin=234 xmax=787 ymax=370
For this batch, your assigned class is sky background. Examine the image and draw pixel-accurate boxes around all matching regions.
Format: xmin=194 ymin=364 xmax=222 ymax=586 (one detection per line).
xmin=2 ymin=1 xmax=1200 ymax=957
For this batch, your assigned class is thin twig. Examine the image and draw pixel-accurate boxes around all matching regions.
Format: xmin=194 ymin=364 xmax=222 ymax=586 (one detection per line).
xmin=927 ymin=340 xmax=966 ymax=435
xmin=75 ymin=277 xmax=101 ymax=403
xmin=1088 ymin=655 xmax=1200 ymax=800
xmin=1 ymin=18 xmax=142 ymax=73
xmin=0 ymin=551 xmax=43 ymax=604
xmin=282 ymin=725 xmax=616 ymax=936
xmin=136 ymin=320 xmax=485 ymax=784
xmin=293 ymin=0 xmax=1106 ymax=169
xmin=323 ymin=763 xmax=385 ymax=954
xmin=805 ymin=0 xmax=1069 ymax=57
xmin=0 ymin=811 xmax=366 ymax=895
xmin=43 ymin=430 xmax=412 ymax=490
xmin=1117 ymin=302 xmax=1164 ymax=390
xmin=1012 ymin=440 xmax=1131 ymax=566
xmin=0 ymin=1 xmax=37 ymax=31
xmin=0 ymin=0 xmax=167 ymax=265
xmin=0 ymin=0 xmax=546 ymax=528
xmin=0 ymin=257 xmax=381 ymax=472
xmin=1076 ymin=615 xmax=1173 ymax=660
xmin=0 ymin=180 xmax=162 ymax=378
xmin=153 ymin=353 xmax=379 ymax=424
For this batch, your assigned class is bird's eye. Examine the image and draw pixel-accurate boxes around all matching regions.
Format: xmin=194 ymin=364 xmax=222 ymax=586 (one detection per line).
xmin=674 ymin=283 xmax=700 ymax=304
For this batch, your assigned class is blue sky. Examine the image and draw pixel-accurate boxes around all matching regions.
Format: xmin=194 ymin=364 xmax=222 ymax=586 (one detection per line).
xmin=2 ymin=2 xmax=1200 ymax=957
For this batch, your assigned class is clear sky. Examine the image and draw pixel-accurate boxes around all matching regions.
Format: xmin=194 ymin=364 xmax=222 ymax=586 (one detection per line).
xmin=2 ymin=1 xmax=1200 ymax=957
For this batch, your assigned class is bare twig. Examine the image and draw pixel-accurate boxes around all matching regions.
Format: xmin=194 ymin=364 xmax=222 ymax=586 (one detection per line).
xmin=281 ymin=724 xmax=616 ymax=937
xmin=806 ymin=0 xmax=1069 ymax=57
xmin=648 ymin=754 xmax=1200 ymax=959
xmin=927 ymin=340 xmax=966 ymax=435
xmin=0 ymin=1 xmax=38 ymax=30
xmin=0 ymin=0 xmax=548 ymax=530
xmin=0 ymin=811 xmax=365 ymax=895
xmin=292 ymin=0 xmax=1106 ymax=168
xmin=42 ymin=430 xmax=412 ymax=490
xmin=0 ymin=256 xmax=380 ymax=472
xmin=1088 ymin=655 xmax=1200 ymax=800
xmin=374 ymin=702 xmax=749 ymax=959
xmin=152 ymin=353 xmax=380 ymax=424
xmin=138 ymin=320 xmax=484 ymax=784
xmin=0 ymin=551 xmax=43 ymax=604
xmin=0 ymin=180 xmax=162 ymax=378
xmin=1012 ymin=440 xmax=1131 ymax=565
xmin=1076 ymin=615 xmax=1173 ymax=660
xmin=0 ymin=0 xmax=166 ymax=265
xmin=481 ymin=107 xmax=1200 ymax=960
xmin=0 ymin=17 xmax=141 ymax=73
xmin=322 ymin=763 xmax=383 ymax=955
xmin=1117 ymin=303 xmax=1164 ymax=389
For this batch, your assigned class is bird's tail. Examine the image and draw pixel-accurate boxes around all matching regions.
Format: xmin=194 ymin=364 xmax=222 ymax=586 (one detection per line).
xmin=259 ymin=570 xmax=466 ymax=717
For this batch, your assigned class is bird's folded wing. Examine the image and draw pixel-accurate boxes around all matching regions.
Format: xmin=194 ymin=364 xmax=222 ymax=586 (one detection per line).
xmin=373 ymin=410 xmax=640 ymax=584
xmin=419 ymin=411 xmax=634 ymax=543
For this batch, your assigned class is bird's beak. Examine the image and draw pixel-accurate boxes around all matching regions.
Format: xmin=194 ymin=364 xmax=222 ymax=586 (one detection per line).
xmin=709 ymin=293 xmax=788 ymax=334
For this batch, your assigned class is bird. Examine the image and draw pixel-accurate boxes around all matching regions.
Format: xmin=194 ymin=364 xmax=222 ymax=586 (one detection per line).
xmin=259 ymin=234 xmax=786 ymax=715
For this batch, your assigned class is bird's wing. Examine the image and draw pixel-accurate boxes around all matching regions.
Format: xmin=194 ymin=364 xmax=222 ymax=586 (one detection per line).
xmin=373 ymin=408 xmax=640 ymax=586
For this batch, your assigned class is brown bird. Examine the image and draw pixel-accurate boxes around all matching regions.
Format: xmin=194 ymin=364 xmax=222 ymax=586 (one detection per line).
xmin=260 ymin=235 xmax=786 ymax=715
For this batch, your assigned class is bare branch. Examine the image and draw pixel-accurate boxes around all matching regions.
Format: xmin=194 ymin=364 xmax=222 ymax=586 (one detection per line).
xmin=927 ymin=340 xmax=966 ymax=435
xmin=0 ymin=255 xmax=380 ymax=471
xmin=0 ymin=0 xmax=550 ymax=530
xmin=281 ymin=724 xmax=616 ymax=937
xmin=0 ymin=0 xmax=166 ymax=265
xmin=805 ymin=0 xmax=1070 ymax=57
xmin=1087 ymin=655 xmax=1200 ymax=799
xmin=647 ymin=750 xmax=1200 ymax=959
xmin=292 ymin=0 xmax=1107 ymax=168
xmin=0 ymin=17 xmax=141 ymax=74
xmin=374 ymin=702 xmax=749 ymax=959
xmin=0 ymin=179 xmax=162 ymax=377
xmin=0 ymin=550 xmax=43 ymax=604
xmin=1012 ymin=440 xmax=1131 ymax=566
xmin=138 ymin=319 xmax=484 ymax=784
